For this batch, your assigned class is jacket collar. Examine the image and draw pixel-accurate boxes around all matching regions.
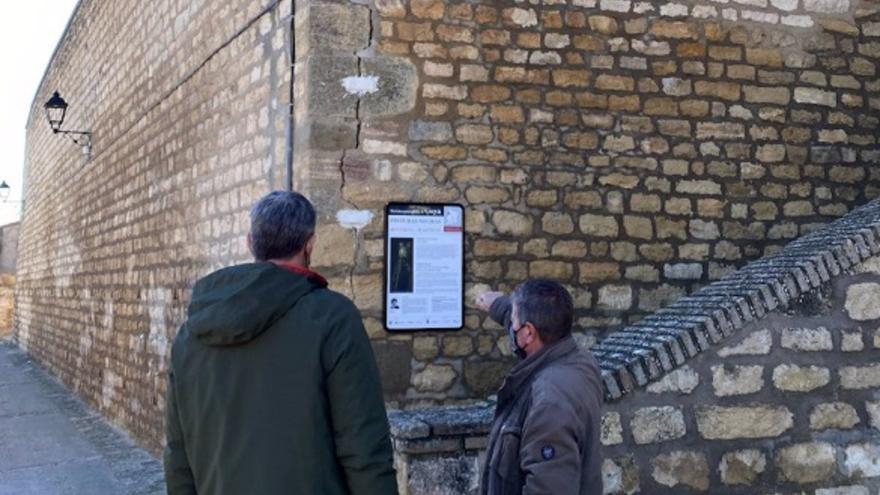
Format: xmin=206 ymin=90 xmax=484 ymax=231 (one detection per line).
xmin=497 ymin=336 xmax=578 ymax=410
xmin=272 ymin=261 xmax=328 ymax=287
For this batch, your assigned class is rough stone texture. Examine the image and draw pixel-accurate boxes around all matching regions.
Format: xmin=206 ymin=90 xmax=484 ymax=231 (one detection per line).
xmin=845 ymin=283 xmax=880 ymax=320
xmin=711 ymin=365 xmax=764 ymax=397
xmin=843 ymin=443 xmax=880 ymax=478
xmin=631 ymin=406 xmax=686 ymax=444
xmin=772 ymin=364 xmax=831 ymax=392
xmin=781 ymin=327 xmax=833 ymax=351
xmin=645 ymin=365 xmax=699 ymax=394
xmin=696 ymin=406 xmax=794 ymax=439
xmin=720 ymin=449 xmax=766 ymax=485
xmin=810 ymin=402 xmax=860 ymax=430
xmin=718 ymin=330 xmax=772 ymax=356
xmin=777 ymin=442 xmax=837 ymax=483
xmin=651 ymin=451 xmax=710 ymax=491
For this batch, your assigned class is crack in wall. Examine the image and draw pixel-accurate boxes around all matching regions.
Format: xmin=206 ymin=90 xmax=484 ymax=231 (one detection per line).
xmin=337 ymin=2 xmax=376 ymax=300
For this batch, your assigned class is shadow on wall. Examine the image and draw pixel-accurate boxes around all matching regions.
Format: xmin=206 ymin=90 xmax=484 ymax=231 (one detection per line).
xmin=0 ymin=222 xmax=20 ymax=338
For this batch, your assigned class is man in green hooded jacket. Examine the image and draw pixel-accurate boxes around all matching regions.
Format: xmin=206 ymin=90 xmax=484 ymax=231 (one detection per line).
xmin=164 ymin=191 xmax=398 ymax=495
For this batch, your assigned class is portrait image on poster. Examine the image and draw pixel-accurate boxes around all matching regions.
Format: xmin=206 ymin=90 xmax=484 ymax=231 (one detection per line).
xmin=389 ymin=238 xmax=414 ymax=293
xmin=384 ymin=203 xmax=464 ymax=331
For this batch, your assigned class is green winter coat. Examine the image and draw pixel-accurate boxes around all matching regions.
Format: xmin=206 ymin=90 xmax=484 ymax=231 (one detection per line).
xmin=164 ymin=262 xmax=398 ymax=495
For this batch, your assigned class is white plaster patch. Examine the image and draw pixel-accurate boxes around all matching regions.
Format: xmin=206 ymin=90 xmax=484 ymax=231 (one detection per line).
xmin=101 ymin=369 xmax=123 ymax=410
xmin=146 ymin=288 xmax=171 ymax=362
xmin=336 ymin=209 xmax=375 ymax=230
xmin=341 ymin=75 xmax=380 ymax=96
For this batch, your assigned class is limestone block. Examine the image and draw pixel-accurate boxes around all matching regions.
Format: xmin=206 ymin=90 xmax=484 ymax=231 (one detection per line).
xmin=867 ymin=401 xmax=880 ymax=430
xmin=773 ymin=364 xmax=830 ymax=392
xmin=777 ymin=442 xmax=836 ymax=483
xmin=718 ymin=330 xmax=772 ymax=356
xmin=712 ymin=365 xmax=764 ymax=397
xmin=840 ymin=364 xmax=880 ymax=389
xmin=720 ymin=449 xmax=766 ymax=485
xmin=810 ymin=402 xmax=860 ymax=430
xmin=646 ymin=365 xmax=700 ymax=394
xmin=598 ymin=285 xmax=633 ymax=310
xmin=781 ymin=327 xmax=833 ymax=351
xmin=413 ymin=365 xmax=457 ymax=392
xmin=845 ymin=283 xmax=880 ymax=321
xmin=602 ymin=457 xmax=640 ymax=495
xmin=601 ymin=412 xmax=624 ymax=445
xmin=696 ymin=406 xmax=793 ymax=439
xmin=492 ymin=211 xmax=533 ymax=236
xmin=843 ymin=443 xmax=880 ymax=478
xmin=652 ymin=451 xmax=709 ymax=491
xmin=463 ymin=360 xmax=509 ymax=396
xmin=631 ymin=406 xmax=686 ymax=444
xmin=815 ymin=487 xmax=870 ymax=495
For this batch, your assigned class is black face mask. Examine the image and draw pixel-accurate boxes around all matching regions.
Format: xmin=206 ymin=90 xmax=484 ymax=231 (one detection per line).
xmin=508 ymin=322 xmax=527 ymax=360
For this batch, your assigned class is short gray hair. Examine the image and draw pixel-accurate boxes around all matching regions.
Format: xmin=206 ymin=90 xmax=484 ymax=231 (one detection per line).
xmin=511 ymin=279 xmax=574 ymax=344
xmin=249 ymin=191 xmax=316 ymax=261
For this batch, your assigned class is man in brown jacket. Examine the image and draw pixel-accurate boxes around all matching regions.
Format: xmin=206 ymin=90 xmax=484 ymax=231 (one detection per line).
xmin=476 ymin=279 xmax=603 ymax=495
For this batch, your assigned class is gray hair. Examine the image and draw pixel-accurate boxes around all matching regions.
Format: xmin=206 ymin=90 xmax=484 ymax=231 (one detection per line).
xmin=511 ymin=279 xmax=574 ymax=344
xmin=249 ymin=191 xmax=316 ymax=261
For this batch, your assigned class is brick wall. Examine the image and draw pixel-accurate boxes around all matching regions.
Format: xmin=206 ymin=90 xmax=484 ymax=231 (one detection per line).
xmin=388 ymin=200 xmax=880 ymax=495
xmin=296 ymin=0 xmax=880 ymax=406
xmin=16 ymin=0 xmax=292 ymax=452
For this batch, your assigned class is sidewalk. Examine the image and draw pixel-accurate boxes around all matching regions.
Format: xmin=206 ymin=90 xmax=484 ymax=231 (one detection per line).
xmin=0 ymin=340 xmax=165 ymax=495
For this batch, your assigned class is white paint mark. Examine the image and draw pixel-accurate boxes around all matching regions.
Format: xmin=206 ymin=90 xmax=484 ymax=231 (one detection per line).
xmin=341 ymin=75 xmax=380 ymax=96
xmin=336 ymin=210 xmax=374 ymax=230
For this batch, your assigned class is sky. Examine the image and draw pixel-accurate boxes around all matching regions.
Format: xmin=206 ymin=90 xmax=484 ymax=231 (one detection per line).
xmin=0 ymin=1 xmax=80 ymax=226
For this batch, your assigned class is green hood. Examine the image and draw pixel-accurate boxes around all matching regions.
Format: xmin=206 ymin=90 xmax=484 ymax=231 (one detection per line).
xmin=186 ymin=263 xmax=321 ymax=346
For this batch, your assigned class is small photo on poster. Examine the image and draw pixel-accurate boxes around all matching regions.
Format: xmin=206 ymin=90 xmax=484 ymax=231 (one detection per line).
xmin=389 ymin=237 xmax=414 ymax=293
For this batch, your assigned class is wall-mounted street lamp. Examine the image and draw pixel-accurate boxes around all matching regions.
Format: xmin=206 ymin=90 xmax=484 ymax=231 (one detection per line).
xmin=44 ymin=91 xmax=91 ymax=157
xmin=0 ymin=182 xmax=9 ymax=202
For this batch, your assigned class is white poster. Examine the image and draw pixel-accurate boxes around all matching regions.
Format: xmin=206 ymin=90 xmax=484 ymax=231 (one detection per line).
xmin=385 ymin=203 xmax=464 ymax=331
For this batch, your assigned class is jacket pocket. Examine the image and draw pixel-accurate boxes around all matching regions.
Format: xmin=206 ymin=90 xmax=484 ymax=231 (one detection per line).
xmin=493 ymin=425 xmax=524 ymax=494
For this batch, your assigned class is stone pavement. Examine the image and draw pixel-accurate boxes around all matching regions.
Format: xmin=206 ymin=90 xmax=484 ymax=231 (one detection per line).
xmin=0 ymin=340 xmax=165 ymax=495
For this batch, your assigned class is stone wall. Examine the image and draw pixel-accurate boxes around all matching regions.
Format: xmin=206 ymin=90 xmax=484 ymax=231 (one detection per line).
xmin=0 ymin=222 xmax=20 ymax=275
xmin=388 ymin=199 xmax=880 ymax=494
xmin=296 ymin=0 xmax=880 ymax=407
xmin=0 ymin=222 xmax=19 ymax=338
xmin=16 ymin=0 xmax=292 ymax=452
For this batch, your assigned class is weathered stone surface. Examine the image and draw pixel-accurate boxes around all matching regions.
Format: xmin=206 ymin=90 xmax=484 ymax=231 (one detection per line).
xmin=647 ymin=366 xmax=700 ymax=394
xmin=652 ymin=451 xmax=710 ymax=491
xmin=718 ymin=330 xmax=772 ymax=356
xmin=781 ymin=327 xmax=833 ymax=351
xmin=632 ymin=406 xmax=687 ymax=444
xmin=414 ymin=364 xmax=457 ymax=392
xmin=773 ymin=364 xmax=830 ymax=392
xmin=463 ymin=360 xmax=509 ymax=396
xmin=845 ymin=283 xmax=880 ymax=321
xmin=492 ymin=211 xmax=533 ymax=236
xmin=843 ymin=443 xmax=880 ymax=478
xmin=777 ymin=443 xmax=836 ymax=483
xmin=810 ymin=402 xmax=860 ymax=430
xmin=696 ymin=406 xmax=793 ymax=439
xmin=720 ymin=449 xmax=766 ymax=485
xmin=601 ymin=412 xmax=624 ymax=446
xmin=712 ymin=365 xmax=764 ymax=397
xmin=868 ymin=401 xmax=880 ymax=430
xmin=580 ymin=215 xmax=619 ymax=237
xmin=406 ymin=454 xmax=481 ymax=495
xmin=602 ymin=457 xmax=640 ymax=495
xmin=598 ymin=285 xmax=633 ymax=310
xmin=815 ymin=487 xmax=870 ymax=495
xmin=840 ymin=364 xmax=880 ymax=389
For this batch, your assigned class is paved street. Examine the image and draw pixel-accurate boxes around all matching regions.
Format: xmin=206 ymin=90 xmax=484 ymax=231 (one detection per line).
xmin=0 ymin=340 xmax=165 ymax=495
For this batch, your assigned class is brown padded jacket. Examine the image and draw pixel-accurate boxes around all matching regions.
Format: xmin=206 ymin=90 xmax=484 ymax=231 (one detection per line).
xmin=481 ymin=296 xmax=603 ymax=495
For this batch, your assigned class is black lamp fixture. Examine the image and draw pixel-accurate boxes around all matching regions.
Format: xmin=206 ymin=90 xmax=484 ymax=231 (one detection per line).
xmin=44 ymin=91 xmax=91 ymax=157
xmin=0 ymin=182 xmax=9 ymax=202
